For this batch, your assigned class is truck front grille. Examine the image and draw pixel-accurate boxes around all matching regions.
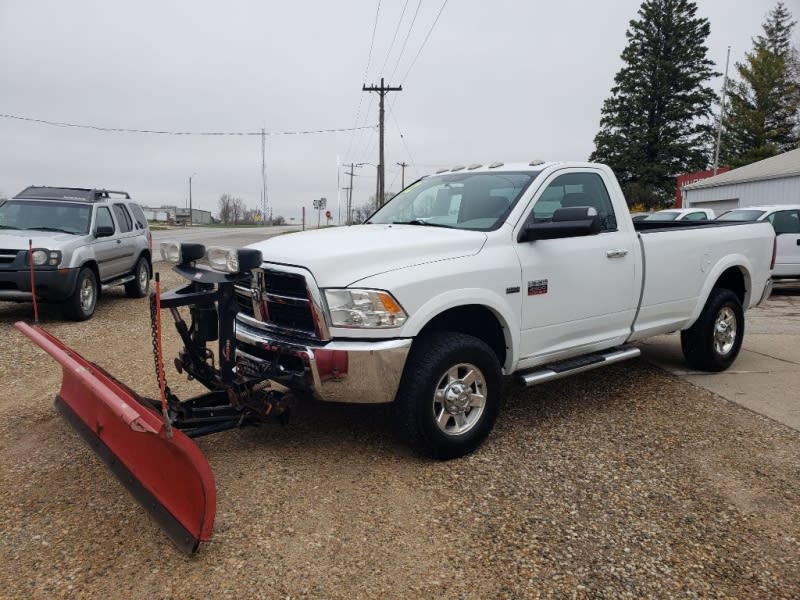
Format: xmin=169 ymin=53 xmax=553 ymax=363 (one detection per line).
xmin=235 ymin=267 xmax=324 ymax=339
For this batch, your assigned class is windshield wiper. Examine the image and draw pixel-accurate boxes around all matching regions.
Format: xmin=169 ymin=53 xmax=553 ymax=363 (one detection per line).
xmin=26 ymin=226 xmax=75 ymax=234
xmin=0 ymin=225 xmax=21 ymax=230
xmin=394 ymin=220 xmax=454 ymax=229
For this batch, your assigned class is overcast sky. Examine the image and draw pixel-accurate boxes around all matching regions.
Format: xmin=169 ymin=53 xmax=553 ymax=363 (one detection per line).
xmin=0 ymin=0 xmax=791 ymax=222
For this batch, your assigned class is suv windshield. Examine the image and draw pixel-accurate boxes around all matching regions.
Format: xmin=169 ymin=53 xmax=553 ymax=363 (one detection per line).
xmin=644 ymin=211 xmax=680 ymax=221
xmin=716 ymin=209 xmax=766 ymax=221
xmin=0 ymin=200 xmax=92 ymax=234
xmin=367 ymin=171 xmax=539 ymax=231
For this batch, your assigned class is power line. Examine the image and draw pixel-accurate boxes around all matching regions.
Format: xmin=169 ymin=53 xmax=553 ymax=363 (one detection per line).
xmin=344 ymin=0 xmax=384 ymax=161
xmin=400 ymin=0 xmax=449 ymax=83
xmin=379 ymin=0 xmax=411 ymax=76
xmin=0 ymin=113 xmax=376 ymax=137
xmin=388 ymin=0 xmax=423 ymax=81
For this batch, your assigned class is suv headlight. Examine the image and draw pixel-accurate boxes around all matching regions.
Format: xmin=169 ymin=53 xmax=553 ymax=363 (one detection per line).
xmin=324 ymin=289 xmax=407 ymax=328
xmin=30 ymin=248 xmax=62 ymax=266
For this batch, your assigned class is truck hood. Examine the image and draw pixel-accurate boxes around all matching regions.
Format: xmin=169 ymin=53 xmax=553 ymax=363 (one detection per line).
xmin=0 ymin=230 xmax=82 ymax=249
xmin=246 ymin=224 xmax=487 ymax=287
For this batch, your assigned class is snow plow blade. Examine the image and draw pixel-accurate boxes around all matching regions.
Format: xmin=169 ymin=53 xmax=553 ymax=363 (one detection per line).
xmin=15 ymin=322 xmax=216 ymax=555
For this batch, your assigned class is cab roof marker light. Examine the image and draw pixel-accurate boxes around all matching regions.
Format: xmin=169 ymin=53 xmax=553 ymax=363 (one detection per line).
xmin=529 ymin=159 xmax=545 ymax=166
xmin=435 ymin=168 xmax=449 ymax=174
xmin=488 ymin=162 xmax=504 ymax=168
xmin=467 ymin=164 xmax=483 ymax=170
xmin=450 ymin=165 xmax=465 ymax=172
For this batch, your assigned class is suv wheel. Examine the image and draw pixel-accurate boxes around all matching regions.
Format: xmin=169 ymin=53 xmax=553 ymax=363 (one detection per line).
xmin=64 ymin=267 xmax=98 ymax=321
xmin=125 ymin=257 xmax=150 ymax=298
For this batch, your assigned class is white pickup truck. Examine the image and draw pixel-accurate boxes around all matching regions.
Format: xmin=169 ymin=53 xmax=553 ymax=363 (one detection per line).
xmin=232 ymin=162 xmax=774 ymax=459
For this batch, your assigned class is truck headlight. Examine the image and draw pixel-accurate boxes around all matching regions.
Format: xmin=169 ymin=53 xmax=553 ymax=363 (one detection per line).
xmin=160 ymin=242 xmax=205 ymax=265
xmin=324 ymin=289 xmax=407 ymax=328
xmin=206 ymin=247 xmax=262 ymax=274
xmin=30 ymin=248 xmax=62 ymax=266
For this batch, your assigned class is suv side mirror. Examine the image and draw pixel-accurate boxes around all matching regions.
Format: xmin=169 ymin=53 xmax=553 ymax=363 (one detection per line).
xmin=518 ymin=206 xmax=602 ymax=242
xmin=95 ymin=225 xmax=114 ymax=238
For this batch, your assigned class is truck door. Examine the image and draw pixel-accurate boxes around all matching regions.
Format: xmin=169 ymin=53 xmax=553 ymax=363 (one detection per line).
xmin=766 ymin=209 xmax=800 ymax=277
xmin=514 ymin=169 xmax=638 ymax=363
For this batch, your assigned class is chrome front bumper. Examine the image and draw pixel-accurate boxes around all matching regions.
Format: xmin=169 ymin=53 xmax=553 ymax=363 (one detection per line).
xmin=234 ymin=317 xmax=412 ymax=404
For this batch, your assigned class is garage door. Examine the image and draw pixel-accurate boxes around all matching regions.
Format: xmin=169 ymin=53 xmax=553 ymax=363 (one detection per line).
xmin=688 ymin=199 xmax=740 ymax=213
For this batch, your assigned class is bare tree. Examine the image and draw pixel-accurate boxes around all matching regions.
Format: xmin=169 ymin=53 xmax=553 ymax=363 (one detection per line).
xmin=272 ymin=215 xmax=286 ymax=225
xmin=218 ymin=194 xmax=234 ymax=224
xmin=231 ymin=197 xmax=245 ymax=224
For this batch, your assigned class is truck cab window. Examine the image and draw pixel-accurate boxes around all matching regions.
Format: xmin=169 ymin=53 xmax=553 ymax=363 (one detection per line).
xmin=529 ymin=172 xmax=617 ymax=232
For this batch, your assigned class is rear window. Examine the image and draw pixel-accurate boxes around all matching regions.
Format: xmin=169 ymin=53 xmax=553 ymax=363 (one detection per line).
xmin=716 ymin=209 xmax=766 ymax=221
xmin=644 ymin=211 xmax=680 ymax=221
xmin=128 ymin=203 xmax=148 ymax=229
xmin=112 ymin=203 xmax=134 ymax=233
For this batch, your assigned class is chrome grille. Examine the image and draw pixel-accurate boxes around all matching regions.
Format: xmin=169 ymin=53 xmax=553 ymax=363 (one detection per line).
xmin=235 ymin=266 xmax=326 ymax=340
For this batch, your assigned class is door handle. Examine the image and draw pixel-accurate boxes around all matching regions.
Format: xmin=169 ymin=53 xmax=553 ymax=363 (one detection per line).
xmin=116 ymin=240 xmax=121 ymax=244
xmin=606 ymin=249 xmax=628 ymax=259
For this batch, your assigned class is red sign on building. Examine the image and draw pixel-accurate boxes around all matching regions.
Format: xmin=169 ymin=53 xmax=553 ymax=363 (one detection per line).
xmin=675 ymin=168 xmax=730 ymax=207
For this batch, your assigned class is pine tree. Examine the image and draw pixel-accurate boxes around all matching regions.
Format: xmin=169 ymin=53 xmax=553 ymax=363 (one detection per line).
xmin=590 ymin=0 xmax=718 ymax=204
xmin=720 ymin=2 xmax=800 ymax=168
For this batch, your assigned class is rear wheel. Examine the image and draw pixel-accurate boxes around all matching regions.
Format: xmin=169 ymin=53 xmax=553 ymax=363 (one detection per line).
xmin=395 ymin=332 xmax=502 ymax=459
xmin=63 ymin=267 xmax=98 ymax=321
xmin=681 ymin=288 xmax=744 ymax=372
xmin=125 ymin=257 xmax=150 ymax=298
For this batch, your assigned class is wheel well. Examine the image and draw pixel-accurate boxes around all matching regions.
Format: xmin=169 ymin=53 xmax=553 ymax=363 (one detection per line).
xmin=138 ymin=250 xmax=153 ymax=274
xmin=417 ymin=305 xmax=508 ymax=366
xmin=714 ymin=267 xmax=746 ymax=304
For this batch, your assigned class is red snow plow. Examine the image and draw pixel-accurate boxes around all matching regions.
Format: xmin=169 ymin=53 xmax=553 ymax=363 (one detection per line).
xmin=16 ymin=243 xmax=290 ymax=554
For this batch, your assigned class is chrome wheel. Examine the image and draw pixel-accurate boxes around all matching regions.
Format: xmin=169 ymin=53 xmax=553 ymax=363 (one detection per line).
xmin=79 ymin=276 xmax=96 ymax=313
xmin=713 ymin=306 xmax=737 ymax=356
xmin=137 ymin=261 xmax=148 ymax=292
xmin=432 ymin=363 xmax=486 ymax=436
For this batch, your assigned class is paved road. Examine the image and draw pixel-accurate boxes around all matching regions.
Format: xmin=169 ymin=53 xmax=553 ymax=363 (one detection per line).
xmin=640 ymin=281 xmax=800 ymax=431
xmin=151 ymin=225 xmax=301 ymax=259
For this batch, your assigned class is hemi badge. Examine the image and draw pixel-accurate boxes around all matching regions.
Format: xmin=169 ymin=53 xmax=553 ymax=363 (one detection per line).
xmin=505 ymin=286 xmax=520 ymax=294
xmin=528 ymin=279 xmax=548 ymax=295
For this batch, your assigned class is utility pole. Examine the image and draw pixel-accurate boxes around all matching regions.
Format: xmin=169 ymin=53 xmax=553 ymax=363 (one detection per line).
xmin=188 ymin=174 xmax=195 ymax=227
xmin=713 ymin=46 xmax=731 ymax=176
xmin=343 ymin=163 xmax=361 ymax=224
xmin=363 ymin=77 xmax=402 ymax=209
xmin=396 ymin=161 xmax=408 ymax=189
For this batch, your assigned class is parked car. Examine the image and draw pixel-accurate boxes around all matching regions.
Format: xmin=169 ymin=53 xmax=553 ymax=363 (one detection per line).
xmin=716 ymin=205 xmax=800 ymax=278
xmin=0 ymin=186 xmax=152 ymax=319
xmin=643 ymin=208 xmax=715 ymax=221
xmin=630 ymin=211 xmax=652 ymax=221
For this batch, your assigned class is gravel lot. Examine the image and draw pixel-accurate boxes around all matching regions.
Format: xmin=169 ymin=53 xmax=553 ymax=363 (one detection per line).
xmin=1 ymin=269 xmax=799 ymax=599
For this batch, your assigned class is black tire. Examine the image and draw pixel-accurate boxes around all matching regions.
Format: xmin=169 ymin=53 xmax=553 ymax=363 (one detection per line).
xmin=63 ymin=267 xmax=98 ymax=321
xmin=680 ymin=288 xmax=744 ymax=372
xmin=125 ymin=256 xmax=150 ymax=298
xmin=395 ymin=332 xmax=502 ymax=460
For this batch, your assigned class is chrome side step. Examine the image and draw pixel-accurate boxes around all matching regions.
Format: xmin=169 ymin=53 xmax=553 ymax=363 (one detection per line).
xmin=101 ymin=275 xmax=135 ymax=290
xmin=517 ymin=346 xmax=641 ymax=387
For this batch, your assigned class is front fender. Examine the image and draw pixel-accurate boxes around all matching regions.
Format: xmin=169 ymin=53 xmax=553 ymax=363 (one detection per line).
xmin=400 ymin=287 xmax=520 ymax=372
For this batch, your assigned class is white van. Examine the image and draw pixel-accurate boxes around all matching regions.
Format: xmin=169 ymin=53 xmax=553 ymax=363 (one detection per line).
xmin=717 ymin=205 xmax=800 ymax=279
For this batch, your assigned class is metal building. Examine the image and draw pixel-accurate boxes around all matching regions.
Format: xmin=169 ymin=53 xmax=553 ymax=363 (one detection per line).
xmin=683 ymin=148 xmax=800 ymax=213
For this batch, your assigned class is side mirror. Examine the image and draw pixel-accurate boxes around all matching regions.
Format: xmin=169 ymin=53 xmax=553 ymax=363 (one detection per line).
xmin=518 ymin=206 xmax=601 ymax=242
xmin=95 ymin=225 xmax=114 ymax=238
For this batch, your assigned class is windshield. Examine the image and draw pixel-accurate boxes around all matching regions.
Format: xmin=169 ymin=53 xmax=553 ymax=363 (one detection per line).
xmin=367 ymin=171 xmax=539 ymax=231
xmin=644 ymin=211 xmax=680 ymax=221
xmin=0 ymin=200 xmax=92 ymax=234
xmin=716 ymin=209 xmax=766 ymax=221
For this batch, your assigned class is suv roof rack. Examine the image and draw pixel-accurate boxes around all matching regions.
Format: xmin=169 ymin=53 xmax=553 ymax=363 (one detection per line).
xmin=13 ymin=186 xmax=131 ymax=202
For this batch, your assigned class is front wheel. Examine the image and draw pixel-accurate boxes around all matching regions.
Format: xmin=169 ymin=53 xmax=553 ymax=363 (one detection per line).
xmin=395 ymin=332 xmax=502 ymax=459
xmin=681 ymin=288 xmax=744 ymax=372
xmin=63 ymin=267 xmax=98 ymax=321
